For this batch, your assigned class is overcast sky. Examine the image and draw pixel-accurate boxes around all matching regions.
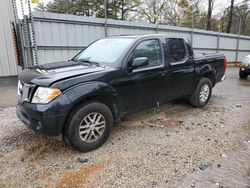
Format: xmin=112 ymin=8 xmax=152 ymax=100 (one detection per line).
xmin=16 ymin=0 xmax=244 ymax=19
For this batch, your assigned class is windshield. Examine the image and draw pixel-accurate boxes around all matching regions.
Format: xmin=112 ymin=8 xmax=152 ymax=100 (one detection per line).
xmin=73 ymin=38 xmax=135 ymax=66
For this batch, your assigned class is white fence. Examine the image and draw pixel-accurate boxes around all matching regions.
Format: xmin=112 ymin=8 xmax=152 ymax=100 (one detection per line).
xmin=27 ymin=12 xmax=250 ymax=65
xmin=0 ymin=0 xmax=18 ymax=77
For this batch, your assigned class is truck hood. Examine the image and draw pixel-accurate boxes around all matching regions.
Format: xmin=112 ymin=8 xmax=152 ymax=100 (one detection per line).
xmin=18 ymin=61 xmax=106 ymax=87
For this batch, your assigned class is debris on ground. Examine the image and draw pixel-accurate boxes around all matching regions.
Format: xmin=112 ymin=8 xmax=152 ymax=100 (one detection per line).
xmin=198 ymin=163 xmax=213 ymax=171
xmin=77 ymin=157 xmax=89 ymax=163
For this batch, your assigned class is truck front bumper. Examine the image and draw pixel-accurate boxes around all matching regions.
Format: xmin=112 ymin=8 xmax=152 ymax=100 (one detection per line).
xmin=16 ymin=96 xmax=69 ymax=136
xmin=240 ymin=66 xmax=250 ymax=74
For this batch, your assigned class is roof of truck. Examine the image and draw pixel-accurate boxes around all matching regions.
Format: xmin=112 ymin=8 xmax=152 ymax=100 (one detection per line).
xmin=108 ymin=34 xmax=185 ymax=39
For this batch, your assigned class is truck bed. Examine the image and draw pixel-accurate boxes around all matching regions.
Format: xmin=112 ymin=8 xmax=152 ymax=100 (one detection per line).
xmin=194 ymin=53 xmax=224 ymax=60
xmin=193 ymin=53 xmax=226 ymax=85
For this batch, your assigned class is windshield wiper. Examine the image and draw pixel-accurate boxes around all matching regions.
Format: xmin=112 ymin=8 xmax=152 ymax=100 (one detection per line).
xmin=76 ymin=59 xmax=101 ymax=67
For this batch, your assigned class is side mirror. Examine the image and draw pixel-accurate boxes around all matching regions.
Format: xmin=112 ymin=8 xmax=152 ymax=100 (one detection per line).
xmin=131 ymin=57 xmax=149 ymax=69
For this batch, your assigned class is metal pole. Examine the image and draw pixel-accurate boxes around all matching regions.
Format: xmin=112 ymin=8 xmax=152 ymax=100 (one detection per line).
xmin=156 ymin=22 xmax=159 ymax=33
xmin=20 ymin=0 xmax=32 ymax=68
xmin=235 ymin=17 xmax=241 ymax=63
xmin=104 ymin=0 xmax=108 ymax=37
xmin=216 ymin=32 xmax=220 ymax=53
xmin=216 ymin=19 xmax=221 ymax=53
xmin=28 ymin=0 xmax=38 ymax=66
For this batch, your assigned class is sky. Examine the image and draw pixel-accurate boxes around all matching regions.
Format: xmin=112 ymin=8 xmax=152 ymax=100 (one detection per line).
xmin=16 ymin=0 xmax=244 ymax=19
xmin=212 ymin=0 xmax=243 ymax=17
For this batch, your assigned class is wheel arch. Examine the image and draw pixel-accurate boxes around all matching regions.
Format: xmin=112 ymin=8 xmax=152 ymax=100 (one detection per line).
xmin=62 ymin=82 xmax=120 ymax=135
xmin=199 ymin=65 xmax=217 ymax=87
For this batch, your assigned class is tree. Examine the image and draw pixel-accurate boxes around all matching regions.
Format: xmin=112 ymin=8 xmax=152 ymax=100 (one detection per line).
xmin=218 ymin=1 xmax=250 ymax=35
xmin=136 ymin=0 xmax=168 ymax=23
xmin=46 ymin=0 xmax=96 ymax=16
xmin=178 ymin=0 xmax=192 ymax=26
xmin=94 ymin=0 xmax=122 ymax=19
xmin=46 ymin=0 xmax=74 ymax=14
xmin=118 ymin=0 xmax=139 ymax=20
xmin=45 ymin=0 xmax=138 ymax=20
xmin=234 ymin=2 xmax=249 ymax=34
xmin=34 ymin=2 xmax=46 ymax=12
xmin=226 ymin=0 xmax=235 ymax=33
xmin=206 ymin=0 xmax=212 ymax=30
xmin=34 ymin=0 xmax=250 ymax=36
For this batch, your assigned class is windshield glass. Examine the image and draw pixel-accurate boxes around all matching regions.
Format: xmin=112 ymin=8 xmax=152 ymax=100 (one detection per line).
xmin=73 ymin=38 xmax=135 ymax=66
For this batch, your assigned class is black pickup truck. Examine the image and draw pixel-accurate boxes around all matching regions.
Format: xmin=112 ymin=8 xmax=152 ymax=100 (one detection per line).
xmin=17 ymin=34 xmax=227 ymax=152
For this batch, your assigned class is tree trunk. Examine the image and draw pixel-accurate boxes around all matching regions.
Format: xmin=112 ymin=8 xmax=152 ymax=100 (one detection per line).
xmin=206 ymin=0 xmax=212 ymax=30
xmin=121 ymin=0 xmax=125 ymax=20
xmin=226 ymin=0 xmax=234 ymax=33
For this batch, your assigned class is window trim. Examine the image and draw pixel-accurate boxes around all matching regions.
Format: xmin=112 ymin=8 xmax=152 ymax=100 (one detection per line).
xmin=132 ymin=63 xmax=164 ymax=73
xmin=165 ymin=38 xmax=189 ymax=66
xmin=126 ymin=38 xmax=164 ymax=73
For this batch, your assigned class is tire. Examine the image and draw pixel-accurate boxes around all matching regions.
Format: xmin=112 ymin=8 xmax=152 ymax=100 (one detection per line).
xmin=239 ymin=70 xmax=248 ymax=79
xmin=189 ymin=78 xmax=212 ymax=107
xmin=65 ymin=102 xmax=113 ymax=152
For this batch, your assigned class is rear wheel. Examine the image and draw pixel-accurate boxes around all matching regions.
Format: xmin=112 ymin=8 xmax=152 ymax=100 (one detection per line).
xmin=189 ymin=78 xmax=212 ymax=107
xmin=65 ymin=102 xmax=113 ymax=152
xmin=239 ymin=70 xmax=248 ymax=79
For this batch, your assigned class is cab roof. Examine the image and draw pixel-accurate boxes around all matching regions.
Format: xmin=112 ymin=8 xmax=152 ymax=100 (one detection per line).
xmin=108 ymin=33 xmax=185 ymax=39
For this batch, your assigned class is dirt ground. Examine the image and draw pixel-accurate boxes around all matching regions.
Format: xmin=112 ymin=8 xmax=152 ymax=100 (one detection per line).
xmin=0 ymin=76 xmax=17 ymax=108
xmin=0 ymin=67 xmax=250 ymax=188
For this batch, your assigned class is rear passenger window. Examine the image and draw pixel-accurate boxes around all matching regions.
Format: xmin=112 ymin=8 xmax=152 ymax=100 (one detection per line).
xmin=165 ymin=38 xmax=187 ymax=64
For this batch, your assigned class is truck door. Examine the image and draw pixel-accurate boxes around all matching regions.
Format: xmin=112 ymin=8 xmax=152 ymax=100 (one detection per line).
xmin=118 ymin=39 xmax=168 ymax=113
xmin=164 ymin=38 xmax=194 ymax=99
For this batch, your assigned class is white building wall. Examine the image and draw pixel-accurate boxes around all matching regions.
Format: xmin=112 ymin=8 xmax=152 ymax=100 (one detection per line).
xmin=0 ymin=0 xmax=18 ymax=77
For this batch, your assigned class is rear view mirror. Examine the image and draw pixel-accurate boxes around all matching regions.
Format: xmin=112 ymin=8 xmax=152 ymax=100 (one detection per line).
xmin=131 ymin=57 xmax=149 ymax=69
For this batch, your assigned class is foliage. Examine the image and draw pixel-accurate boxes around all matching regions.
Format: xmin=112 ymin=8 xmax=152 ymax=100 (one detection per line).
xmin=36 ymin=0 xmax=250 ymax=35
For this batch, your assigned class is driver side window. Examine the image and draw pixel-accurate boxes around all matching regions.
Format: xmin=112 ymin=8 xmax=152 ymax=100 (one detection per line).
xmin=128 ymin=39 xmax=162 ymax=68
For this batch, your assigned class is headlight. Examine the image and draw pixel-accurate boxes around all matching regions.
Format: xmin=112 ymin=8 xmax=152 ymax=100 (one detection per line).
xmin=31 ymin=87 xmax=61 ymax=104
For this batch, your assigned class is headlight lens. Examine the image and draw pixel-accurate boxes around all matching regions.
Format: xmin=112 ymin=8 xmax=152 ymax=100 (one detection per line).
xmin=31 ymin=87 xmax=61 ymax=104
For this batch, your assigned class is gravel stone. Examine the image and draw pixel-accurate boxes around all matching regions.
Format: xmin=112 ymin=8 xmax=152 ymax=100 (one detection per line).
xmin=0 ymin=68 xmax=250 ymax=187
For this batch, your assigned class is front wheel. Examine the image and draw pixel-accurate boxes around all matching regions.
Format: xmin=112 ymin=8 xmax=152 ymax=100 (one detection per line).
xmin=189 ymin=78 xmax=212 ymax=107
xmin=65 ymin=102 xmax=113 ymax=152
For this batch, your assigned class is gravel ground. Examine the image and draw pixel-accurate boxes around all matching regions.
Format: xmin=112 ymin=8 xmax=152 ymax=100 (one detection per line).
xmin=0 ymin=67 xmax=250 ymax=188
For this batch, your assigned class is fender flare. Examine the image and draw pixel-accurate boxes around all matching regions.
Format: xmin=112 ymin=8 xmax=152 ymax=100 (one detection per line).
xmin=63 ymin=81 xmax=120 ymax=120
xmin=192 ymin=64 xmax=217 ymax=93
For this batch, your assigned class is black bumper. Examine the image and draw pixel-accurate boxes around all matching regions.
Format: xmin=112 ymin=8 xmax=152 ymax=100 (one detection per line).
xmin=16 ymin=95 xmax=70 ymax=136
xmin=240 ymin=67 xmax=250 ymax=74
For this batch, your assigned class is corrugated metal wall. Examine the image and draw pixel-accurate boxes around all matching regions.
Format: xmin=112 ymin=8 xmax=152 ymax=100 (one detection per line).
xmin=0 ymin=0 xmax=18 ymax=77
xmin=31 ymin=12 xmax=250 ymax=64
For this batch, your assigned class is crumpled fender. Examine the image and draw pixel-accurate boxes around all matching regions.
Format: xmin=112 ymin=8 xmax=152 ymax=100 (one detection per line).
xmin=193 ymin=64 xmax=217 ymax=92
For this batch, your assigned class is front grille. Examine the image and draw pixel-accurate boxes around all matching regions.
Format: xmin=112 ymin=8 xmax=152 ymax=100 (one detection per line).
xmin=18 ymin=81 xmax=35 ymax=103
